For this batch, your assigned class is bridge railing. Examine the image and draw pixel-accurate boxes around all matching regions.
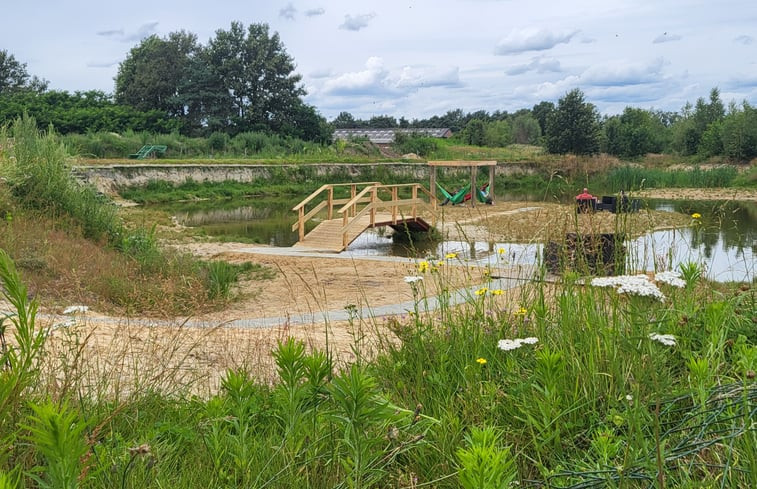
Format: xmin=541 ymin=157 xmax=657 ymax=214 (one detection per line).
xmin=291 ymin=182 xmax=379 ymax=241
xmin=337 ymin=183 xmax=438 ymax=248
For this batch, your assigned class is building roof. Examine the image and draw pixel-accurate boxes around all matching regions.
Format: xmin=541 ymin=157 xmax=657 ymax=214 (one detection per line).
xmin=333 ymin=128 xmax=452 ymax=144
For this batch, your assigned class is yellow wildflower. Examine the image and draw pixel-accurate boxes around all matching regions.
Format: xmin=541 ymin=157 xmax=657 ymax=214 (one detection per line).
xmin=445 ymin=252 xmax=458 ymax=259
xmin=476 ymin=357 xmax=487 ymax=365
xmin=417 ymin=261 xmax=430 ymax=273
xmin=490 ymin=289 xmax=503 ymax=296
xmin=691 ymin=213 xmax=701 ymax=219
xmin=498 ymin=248 xmax=506 ymax=255
xmin=475 ymin=287 xmax=488 ymax=296
xmin=515 ymin=306 xmax=528 ymax=316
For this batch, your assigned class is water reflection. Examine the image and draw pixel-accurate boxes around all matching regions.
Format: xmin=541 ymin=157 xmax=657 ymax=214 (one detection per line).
xmin=156 ymin=196 xmax=755 ymax=282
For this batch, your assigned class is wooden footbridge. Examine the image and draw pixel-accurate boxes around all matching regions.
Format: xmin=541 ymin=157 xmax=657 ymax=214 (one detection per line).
xmin=292 ymin=182 xmax=438 ymax=252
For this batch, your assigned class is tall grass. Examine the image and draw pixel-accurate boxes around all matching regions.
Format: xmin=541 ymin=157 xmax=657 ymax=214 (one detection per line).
xmin=605 ymin=165 xmax=739 ymax=191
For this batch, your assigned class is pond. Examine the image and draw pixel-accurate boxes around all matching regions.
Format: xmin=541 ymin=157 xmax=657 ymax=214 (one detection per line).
xmin=157 ymin=196 xmax=756 ymax=282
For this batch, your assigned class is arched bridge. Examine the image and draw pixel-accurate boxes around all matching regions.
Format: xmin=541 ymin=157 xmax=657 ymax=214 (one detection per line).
xmin=292 ymin=182 xmax=438 ymax=252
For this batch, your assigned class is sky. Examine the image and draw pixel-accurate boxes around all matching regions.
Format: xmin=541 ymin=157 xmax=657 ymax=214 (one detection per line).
xmin=3 ymin=0 xmax=757 ymax=121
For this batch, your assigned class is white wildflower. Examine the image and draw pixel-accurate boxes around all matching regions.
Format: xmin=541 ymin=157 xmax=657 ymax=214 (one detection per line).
xmin=625 ymin=394 xmax=633 ymax=402
xmin=654 ymin=270 xmax=686 ymax=288
xmin=63 ymin=305 xmax=89 ymax=315
xmin=648 ymin=332 xmax=677 ymax=347
xmin=498 ymin=339 xmax=522 ymax=351
xmin=498 ymin=336 xmax=539 ymax=351
xmin=591 ymin=275 xmax=665 ymax=302
xmin=404 ymin=276 xmax=423 ymax=283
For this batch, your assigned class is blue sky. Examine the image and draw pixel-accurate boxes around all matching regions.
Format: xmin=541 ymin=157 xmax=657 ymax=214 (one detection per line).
xmin=3 ymin=0 xmax=756 ymax=120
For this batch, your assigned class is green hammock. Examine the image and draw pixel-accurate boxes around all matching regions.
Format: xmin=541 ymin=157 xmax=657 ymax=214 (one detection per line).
xmin=476 ymin=182 xmax=491 ymax=203
xmin=436 ymin=182 xmax=471 ymax=205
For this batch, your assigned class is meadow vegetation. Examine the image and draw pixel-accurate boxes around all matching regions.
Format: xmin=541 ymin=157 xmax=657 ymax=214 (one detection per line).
xmin=0 ymin=115 xmax=267 ymax=314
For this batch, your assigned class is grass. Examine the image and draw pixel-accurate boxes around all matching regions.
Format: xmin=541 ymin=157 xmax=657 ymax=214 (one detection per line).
xmin=0 ymin=205 xmax=754 ymax=488
xmin=0 ymin=115 xmax=274 ymax=316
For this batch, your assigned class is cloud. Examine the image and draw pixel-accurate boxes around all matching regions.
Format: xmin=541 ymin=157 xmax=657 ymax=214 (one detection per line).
xmin=96 ymin=29 xmax=125 ymax=38
xmin=652 ymin=33 xmax=682 ymax=44
xmin=734 ymin=34 xmax=753 ymax=45
xmin=322 ymin=57 xmax=394 ymax=95
xmin=305 ymin=8 xmax=325 ymax=17
xmin=505 ymin=57 xmax=562 ymax=75
xmin=340 ymin=13 xmax=376 ymax=31
xmin=396 ymin=66 xmax=462 ymax=89
xmin=280 ymin=3 xmax=297 ymax=20
xmin=580 ymin=58 xmax=668 ymax=87
xmin=309 ymin=68 xmax=333 ymax=79
xmin=98 ymin=22 xmax=159 ymax=42
xmin=495 ymin=28 xmax=578 ymax=55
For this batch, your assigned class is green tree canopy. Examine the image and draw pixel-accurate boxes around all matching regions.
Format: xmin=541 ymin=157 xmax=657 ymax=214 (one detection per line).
xmin=602 ymin=107 xmax=666 ymax=158
xmin=0 ymin=50 xmax=48 ymax=95
xmin=545 ymin=89 xmax=601 ymax=155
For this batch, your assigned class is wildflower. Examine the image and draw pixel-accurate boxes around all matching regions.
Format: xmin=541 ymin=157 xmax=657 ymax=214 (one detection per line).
xmin=498 ymin=339 xmax=522 ymax=351
xmin=691 ymin=213 xmax=701 ymax=219
xmin=654 ymin=270 xmax=686 ymax=288
xmin=475 ymin=287 xmax=488 ymax=296
xmin=591 ymin=275 xmax=665 ymax=302
xmin=63 ymin=305 xmax=88 ymax=315
xmin=498 ymin=336 xmax=539 ymax=351
xmin=498 ymin=247 xmax=506 ymax=255
xmin=490 ymin=289 xmax=503 ymax=296
xmin=625 ymin=394 xmax=633 ymax=402
xmin=404 ymin=276 xmax=423 ymax=283
xmin=417 ymin=260 xmax=430 ymax=273
xmin=476 ymin=357 xmax=487 ymax=365
xmin=445 ymin=252 xmax=458 ymax=259
xmin=515 ymin=306 xmax=528 ymax=317
xmin=649 ymin=332 xmax=677 ymax=346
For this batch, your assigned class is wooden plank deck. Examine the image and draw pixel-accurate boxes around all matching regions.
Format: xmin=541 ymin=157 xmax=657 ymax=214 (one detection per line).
xmin=293 ymin=212 xmax=431 ymax=252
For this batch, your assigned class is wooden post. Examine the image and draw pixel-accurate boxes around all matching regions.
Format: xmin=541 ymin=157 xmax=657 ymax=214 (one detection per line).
xmin=412 ymin=185 xmax=418 ymax=219
xmin=343 ymin=212 xmax=349 ymax=248
xmin=327 ymin=186 xmax=334 ymax=219
xmin=298 ymin=207 xmax=305 ymax=241
xmin=470 ymin=166 xmax=477 ymax=208
xmin=489 ymin=164 xmax=495 ymax=202
xmin=430 ymin=167 xmax=437 ymax=204
xmin=350 ymin=184 xmax=357 ymax=217
xmin=391 ymin=186 xmax=398 ymax=222
xmin=370 ymin=187 xmax=377 ymax=225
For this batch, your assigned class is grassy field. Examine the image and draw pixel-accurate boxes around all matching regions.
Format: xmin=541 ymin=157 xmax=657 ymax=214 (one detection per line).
xmin=1 ymin=116 xmax=755 ymax=488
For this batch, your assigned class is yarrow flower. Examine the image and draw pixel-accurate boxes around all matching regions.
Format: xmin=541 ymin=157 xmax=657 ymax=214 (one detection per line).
xmin=404 ymin=276 xmax=423 ymax=283
xmin=63 ymin=305 xmax=89 ymax=315
xmin=591 ymin=275 xmax=665 ymax=302
xmin=649 ymin=332 xmax=677 ymax=346
xmin=476 ymin=357 xmax=487 ymax=365
xmin=498 ymin=336 xmax=539 ymax=351
xmin=654 ymin=270 xmax=686 ymax=288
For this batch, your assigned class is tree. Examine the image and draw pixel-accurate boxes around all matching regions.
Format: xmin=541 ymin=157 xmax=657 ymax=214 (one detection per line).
xmin=602 ymin=107 xmax=666 ymax=158
xmin=511 ymin=112 xmax=541 ymax=144
xmin=368 ymin=115 xmax=397 ymax=128
xmin=463 ymin=119 xmax=486 ymax=146
xmin=532 ymin=101 xmax=555 ymax=138
xmin=721 ymin=102 xmax=757 ymax=161
xmin=545 ymin=89 xmax=600 ymax=155
xmin=0 ymin=50 xmax=47 ymax=95
xmin=115 ymin=31 xmax=200 ymax=117
xmin=205 ymin=22 xmax=305 ymax=134
xmin=331 ymin=111 xmax=357 ymax=128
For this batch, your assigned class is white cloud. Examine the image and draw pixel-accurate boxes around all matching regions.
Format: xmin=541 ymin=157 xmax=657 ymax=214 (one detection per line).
xmin=322 ymin=57 xmax=393 ymax=95
xmin=652 ymin=32 xmax=682 ymax=44
xmin=340 ymin=13 xmax=376 ymax=31
xmin=279 ymin=3 xmax=297 ymax=20
xmin=305 ymin=8 xmax=325 ymax=17
xmin=506 ymin=57 xmax=562 ymax=75
xmin=580 ymin=58 xmax=668 ymax=87
xmin=734 ymin=34 xmax=753 ymax=45
xmin=396 ymin=66 xmax=462 ymax=89
xmin=495 ymin=28 xmax=578 ymax=55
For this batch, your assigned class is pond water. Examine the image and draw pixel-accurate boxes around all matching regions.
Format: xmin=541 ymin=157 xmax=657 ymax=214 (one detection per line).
xmin=158 ymin=195 xmax=756 ymax=282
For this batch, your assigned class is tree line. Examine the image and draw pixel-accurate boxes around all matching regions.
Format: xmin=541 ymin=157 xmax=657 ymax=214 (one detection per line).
xmin=2 ymin=22 xmax=756 ymax=161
